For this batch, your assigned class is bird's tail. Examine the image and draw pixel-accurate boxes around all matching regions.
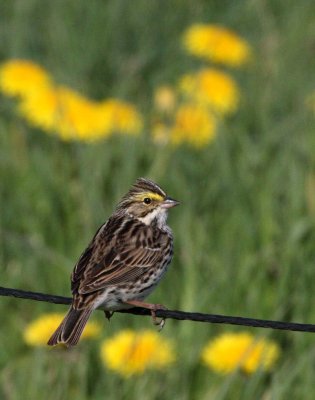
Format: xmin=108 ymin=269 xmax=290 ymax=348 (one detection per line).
xmin=47 ymin=306 xmax=93 ymax=347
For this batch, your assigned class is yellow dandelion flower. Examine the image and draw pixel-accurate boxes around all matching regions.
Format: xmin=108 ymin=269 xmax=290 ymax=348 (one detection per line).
xmin=201 ymin=332 xmax=280 ymax=375
xmin=24 ymin=313 xmax=101 ymax=347
xmin=2 ymin=59 xmax=143 ymax=141
xmin=54 ymin=87 xmax=112 ymax=141
xmin=183 ymin=24 xmax=251 ymax=67
xmin=100 ymin=330 xmax=175 ymax=377
xmin=19 ymin=86 xmax=113 ymax=141
xmin=0 ymin=59 xmax=52 ymax=98
xmin=18 ymin=85 xmax=60 ymax=131
xmin=154 ymin=86 xmax=176 ymax=112
xmin=179 ymin=68 xmax=239 ymax=115
xmin=170 ymin=103 xmax=216 ymax=148
xmin=99 ymin=100 xmax=143 ymax=136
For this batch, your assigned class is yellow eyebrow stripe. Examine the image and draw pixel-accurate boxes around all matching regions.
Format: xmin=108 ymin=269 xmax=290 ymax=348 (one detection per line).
xmin=134 ymin=192 xmax=164 ymax=202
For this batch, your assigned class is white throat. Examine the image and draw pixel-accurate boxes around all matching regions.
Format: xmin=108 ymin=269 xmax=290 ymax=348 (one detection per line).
xmin=138 ymin=207 xmax=168 ymax=228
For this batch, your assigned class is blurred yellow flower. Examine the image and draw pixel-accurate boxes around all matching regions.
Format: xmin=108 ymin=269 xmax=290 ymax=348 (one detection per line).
xmin=183 ymin=24 xmax=251 ymax=67
xmin=100 ymin=330 xmax=175 ymax=377
xmin=24 ymin=313 xmax=101 ymax=346
xmin=55 ymin=88 xmax=113 ymax=141
xmin=19 ymin=85 xmax=110 ymax=140
xmin=179 ymin=69 xmax=239 ymax=115
xmin=0 ymin=59 xmax=52 ymax=98
xmin=99 ymin=99 xmax=143 ymax=135
xmin=154 ymin=86 xmax=176 ymax=112
xmin=201 ymin=332 xmax=280 ymax=375
xmin=18 ymin=84 xmax=142 ymax=141
xmin=0 ymin=59 xmax=143 ymax=141
xmin=18 ymin=85 xmax=59 ymax=131
xmin=170 ymin=103 xmax=216 ymax=147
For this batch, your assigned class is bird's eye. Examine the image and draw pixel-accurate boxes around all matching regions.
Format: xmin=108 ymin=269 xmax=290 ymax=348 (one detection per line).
xmin=143 ymin=197 xmax=152 ymax=205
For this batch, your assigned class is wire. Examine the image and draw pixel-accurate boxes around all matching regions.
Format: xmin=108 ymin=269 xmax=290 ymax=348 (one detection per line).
xmin=1 ymin=286 xmax=315 ymax=333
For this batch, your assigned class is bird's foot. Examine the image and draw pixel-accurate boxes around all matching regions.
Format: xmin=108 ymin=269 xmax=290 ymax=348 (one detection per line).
xmin=104 ymin=311 xmax=114 ymax=321
xmin=124 ymin=300 xmax=167 ymax=331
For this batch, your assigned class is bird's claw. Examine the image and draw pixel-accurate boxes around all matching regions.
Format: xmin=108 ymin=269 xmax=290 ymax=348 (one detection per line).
xmin=151 ymin=305 xmax=167 ymax=331
xmin=104 ymin=311 xmax=114 ymax=321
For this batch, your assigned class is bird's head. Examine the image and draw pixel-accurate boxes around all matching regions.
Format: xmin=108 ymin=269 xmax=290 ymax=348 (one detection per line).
xmin=117 ymin=178 xmax=179 ymax=225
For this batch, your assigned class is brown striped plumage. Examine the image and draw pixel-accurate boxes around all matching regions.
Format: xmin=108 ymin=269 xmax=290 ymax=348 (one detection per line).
xmin=47 ymin=178 xmax=179 ymax=347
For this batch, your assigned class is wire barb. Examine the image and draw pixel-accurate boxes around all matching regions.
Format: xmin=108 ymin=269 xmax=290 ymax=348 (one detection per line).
xmin=1 ymin=286 xmax=315 ymax=333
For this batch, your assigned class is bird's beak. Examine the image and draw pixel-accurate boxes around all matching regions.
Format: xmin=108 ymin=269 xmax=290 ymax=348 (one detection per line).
xmin=161 ymin=197 xmax=180 ymax=209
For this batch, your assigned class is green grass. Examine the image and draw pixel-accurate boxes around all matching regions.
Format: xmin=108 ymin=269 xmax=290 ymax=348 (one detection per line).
xmin=2 ymin=0 xmax=315 ymax=399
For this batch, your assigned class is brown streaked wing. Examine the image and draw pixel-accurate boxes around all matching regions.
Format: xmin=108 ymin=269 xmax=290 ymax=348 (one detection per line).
xmin=77 ymin=243 xmax=166 ymax=294
xmin=71 ymin=216 xmax=125 ymax=294
xmin=71 ymin=245 xmax=95 ymax=293
xmin=71 ymin=214 xmax=171 ymax=295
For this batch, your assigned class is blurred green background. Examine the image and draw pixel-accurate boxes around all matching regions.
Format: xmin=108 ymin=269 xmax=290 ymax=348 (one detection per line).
xmin=2 ymin=0 xmax=315 ymax=399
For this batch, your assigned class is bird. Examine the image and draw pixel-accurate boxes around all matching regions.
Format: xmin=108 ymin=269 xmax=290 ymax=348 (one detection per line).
xmin=47 ymin=178 xmax=179 ymax=347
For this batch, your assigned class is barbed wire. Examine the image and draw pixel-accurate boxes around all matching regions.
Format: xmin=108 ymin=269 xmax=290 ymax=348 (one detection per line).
xmin=1 ymin=286 xmax=315 ymax=333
